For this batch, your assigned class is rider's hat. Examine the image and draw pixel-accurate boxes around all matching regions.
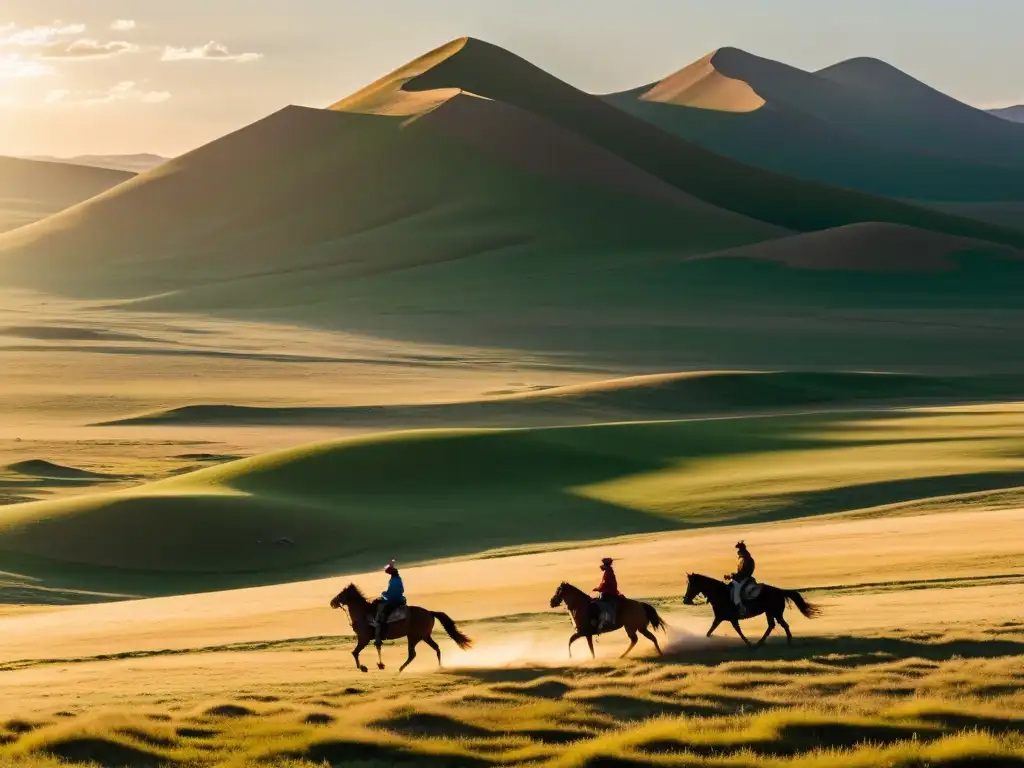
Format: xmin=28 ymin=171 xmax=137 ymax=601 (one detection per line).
xmin=601 ymin=557 xmax=614 ymax=565
xmin=384 ymin=559 xmax=397 ymax=574
xmin=735 ymin=540 xmax=747 ymax=550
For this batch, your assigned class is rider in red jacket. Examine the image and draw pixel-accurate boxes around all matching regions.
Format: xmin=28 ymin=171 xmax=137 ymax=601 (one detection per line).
xmin=592 ymin=557 xmax=620 ymax=630
xmin=594 ymin=558 xmax=620 ymax=597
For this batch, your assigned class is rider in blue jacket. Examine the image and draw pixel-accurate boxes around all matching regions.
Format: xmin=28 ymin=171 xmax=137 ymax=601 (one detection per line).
xmin=375 ymin=559 xmax=407 ymax=644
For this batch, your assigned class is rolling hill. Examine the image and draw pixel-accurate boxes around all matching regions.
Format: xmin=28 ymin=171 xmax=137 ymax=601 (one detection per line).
xmin=0 ymin=156 xmax=133 ymax=234
xmin=6 ymin=401 xmax=1024 ymax=596
xmin=606 ymin=49 xmax=1024 ymax=200
xmin=100 ymin=370 xmax=1024 ymax=429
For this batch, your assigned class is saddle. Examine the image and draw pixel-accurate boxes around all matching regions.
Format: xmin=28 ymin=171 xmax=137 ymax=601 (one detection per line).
xmin=367 ymin=602 xmax=409 ymax=627
xmin=740 ymin=579 xmax=763 ymax=601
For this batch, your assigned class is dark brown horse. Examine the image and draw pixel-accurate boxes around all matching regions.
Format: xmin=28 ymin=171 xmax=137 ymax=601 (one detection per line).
xmin=681 ymin=573 xmax=820 ymax=648
xmin=330 ymin=583 xmax=472 ymax=672
xmin=550 ymin=582 xmax=666 ymax=659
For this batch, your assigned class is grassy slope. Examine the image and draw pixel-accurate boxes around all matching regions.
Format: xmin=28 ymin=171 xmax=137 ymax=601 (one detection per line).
xmin=5 ymin=403 xmax=1024 ymax=595
xmin=0 ymin=157 xmax=132 ymax=234
xmin=101 ymin=370 xmax=1024 ymax=428
xmin=0 ymin=502 xmax=1023 ymax=766
xmin=0 ymin=104 xmax=772 ymax=300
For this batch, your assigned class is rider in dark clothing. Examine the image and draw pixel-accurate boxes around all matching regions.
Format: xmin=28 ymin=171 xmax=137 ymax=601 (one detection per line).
xmin=726 ymin=542 xmax=755 ymax=616
xmin=592 ymin=557 xmax=621 ymax=630
xmin=375 ymin=559 xmax=407 ymax=644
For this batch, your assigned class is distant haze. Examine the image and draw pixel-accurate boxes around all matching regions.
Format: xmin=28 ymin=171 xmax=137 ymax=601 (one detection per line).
xmin=25 ymin=154 xmax=169 ymax=173
xmin=1 ymin=0 xmax=1022 ymax=156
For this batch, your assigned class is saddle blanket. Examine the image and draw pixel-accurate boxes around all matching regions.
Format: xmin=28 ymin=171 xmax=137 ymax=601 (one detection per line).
xmin=741 ymin=581 xmax=763 ymax=600
xmin=368 ymin=605 xmax=409 ymax=626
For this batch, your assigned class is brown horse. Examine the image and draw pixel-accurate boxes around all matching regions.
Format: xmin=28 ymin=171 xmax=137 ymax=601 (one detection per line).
xmin=330 ymin=583 xmax=472 ymax=673
xmin=550 ymin=582 xmax=666 ymax=659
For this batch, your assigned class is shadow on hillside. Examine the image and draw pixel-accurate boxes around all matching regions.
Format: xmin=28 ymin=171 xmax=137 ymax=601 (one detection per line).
xmin=453 ymin=635 xmax=1024 ymax=686
xmin=8 ymin=406 xmax=1024 ymax=603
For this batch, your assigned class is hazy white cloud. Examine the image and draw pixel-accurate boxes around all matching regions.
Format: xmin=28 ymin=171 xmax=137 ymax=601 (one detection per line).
xmin=161 ymin=41 xmax=262 ymax=63
xmin=0 ymin=22 xmax=86 ymax=47
xmin=111 ymin=20 xmax=137 ymax=32
xmin=40 ymin=39 xmax=141 ymax=59
xmin=45 ymin=80 xmax=171 ymax=106
xmin=0 ymin=52 xmax=54 ymax=79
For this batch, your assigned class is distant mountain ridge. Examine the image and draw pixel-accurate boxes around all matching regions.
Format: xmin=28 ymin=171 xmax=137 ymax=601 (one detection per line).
xmin=0 ymin=156 xmax=133 ymax=234
xmin=989 ymin=105 xmax=1024 ymax=123
xmin=25 ymin=153 xmax=168 ymax=173
xmin=607 ymin=47 xmax=1024 ymax=200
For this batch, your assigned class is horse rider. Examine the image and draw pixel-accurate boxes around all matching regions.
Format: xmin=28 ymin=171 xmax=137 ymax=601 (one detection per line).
xmin=725 ymin=541 xmax=755 ymax=617
xmin=592 ymin=557 xmax=620 ymax=630
xmin=375 ymin=559 xmax=407 ymax=644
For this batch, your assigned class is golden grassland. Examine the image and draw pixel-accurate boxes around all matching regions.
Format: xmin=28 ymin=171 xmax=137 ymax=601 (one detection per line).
xmin=0 ymin=294 xmax=1022 ymax=766
xmin=0 ymin=610 xmax=1022 ymax=767
xmin=0 ymin=499 xmax=1021 ymax=767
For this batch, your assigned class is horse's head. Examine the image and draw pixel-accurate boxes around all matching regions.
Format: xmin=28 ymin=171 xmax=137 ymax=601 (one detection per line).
xmin=549 ymin=582 xmax=566 ymax=609
xmin=329 ymin=583 xmax=362 ymax=610
xmin=681 ymin=573 xmax=702 ymax=606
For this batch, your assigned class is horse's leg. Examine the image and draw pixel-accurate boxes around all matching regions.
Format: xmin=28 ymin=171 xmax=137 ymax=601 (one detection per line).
xmin=639 ymin=626 xmax=662 ymax=656
xmin=375 ymin=636 xmax=386 ymax=670
xmin=778 ymin=610 xmax=793 ymax=645
xmin=730 ymin=620 xmax=753 ymax=647
xmin=620 ymin=628 xmax=638 ymax=659
xmin=756 ymin=615 xmax=776 ymax=648
xmin=568 ymin=632 xmax=583 ymax=658
xmin=585 ymin=634 xmax=596 ymax=659
xmin=352 ymin=636 xmax=370 ymax=673
xmin=423 ymin=635 xmax=442 ymax=667
xmin=706 ymin=618 xmax=722 ymax=638
xmin=399 ymin=637 xmax=419 ymax=673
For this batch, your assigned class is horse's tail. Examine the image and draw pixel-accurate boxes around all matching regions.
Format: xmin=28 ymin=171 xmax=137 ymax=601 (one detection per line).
xmin=432 ymin=612 xmax=473 ymax=649
xmin=643 ymin=602 xmax=667 ymax=632
xmin=783 ymin=590 xmax=821 ymax=619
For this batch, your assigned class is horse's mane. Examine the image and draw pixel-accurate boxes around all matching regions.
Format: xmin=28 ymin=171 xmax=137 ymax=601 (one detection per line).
xmin=343 ymin=582 xmax=370 ymax=603
xmin=689 ymin=573 xmax=728 ymax=592
xmin=559 ymin=582 xmax=589 ymax=599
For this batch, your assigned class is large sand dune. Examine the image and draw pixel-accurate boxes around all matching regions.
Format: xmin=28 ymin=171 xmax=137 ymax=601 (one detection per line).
xmin=333 ymin=38 xmax=1024 ymax=242
xmin=608 ymin=49 xmax=1024 ymax=200
xmin=0 ymin=102 xmax=772 ymax=301
xmin=639 ymin=51 xmax=766 ymax=113
xmin=0 ymin=157 xmax=133 ymax=234
xmin=732 ymin=49 xmax=1024 ymax=169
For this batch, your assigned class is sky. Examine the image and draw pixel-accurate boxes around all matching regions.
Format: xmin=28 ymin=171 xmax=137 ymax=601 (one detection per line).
xmin=1 ymin=0 xmax=1022 ymax=158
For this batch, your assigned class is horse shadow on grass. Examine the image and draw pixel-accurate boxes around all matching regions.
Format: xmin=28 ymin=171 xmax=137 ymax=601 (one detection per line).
xmin=452 ymin=636 xmax=1024 ymax=685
